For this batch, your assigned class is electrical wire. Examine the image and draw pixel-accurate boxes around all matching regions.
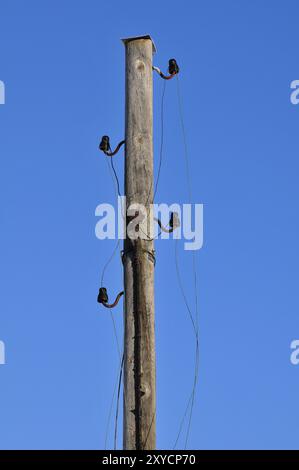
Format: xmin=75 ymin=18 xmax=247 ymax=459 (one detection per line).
xmin=114 ymin=353 xmax=124 ymax=450
xmin=173 ymin=384 xmax=193 ymax=449
xmin=100 ymin=155 xmax=122 ymax=356
xmin=102 ymin=68 xmax=195 ymax=450
xmin=101 ymin=148 xmax=124 ymax=449
xmin=101 ymin=240 xmax=120 ymax=289
xmin=185 ymin=254 xmax=199 ymax=448
xmin=116 ymin=77 xmax=166 ymax=450
xmin=103 ymin=310 xmax=122 ymax=449
xmin=132 ymin=75 xmax=169 ymax=252
xmin=173 ymin=74 xmax=200 ymax=450
xmin=120 ymin=78 xmax=166 ymax=447
xmin=145 ymin=76 xmax=166 ymax=207
xmin=104 ymin=349 xmax=125 ymax=450
xmin=176 ymin=75 xmax=192 ymax=202
xmin=104 ymin=363 xmax=120 ymax=449
xmin=139 ymin=79 xmax=166 ymax=242
xmin=153 ymin=79 xmax=166 ymax=201
xmin=100 ymin=155 xmax=121 ymax=288
xmin=105 ymin=148 xmax=126 ymax=450
xmin=100 ymin=148 xmax=124 ymax=289
xmin=173 ymin=241 xmax=199 ymax=450
xmin=110 ymin=155 xmax=121 ymax=199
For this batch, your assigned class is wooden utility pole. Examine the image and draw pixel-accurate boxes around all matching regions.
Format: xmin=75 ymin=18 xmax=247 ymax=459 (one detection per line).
xmin=122 ymin=35 xmax=156 ymax=450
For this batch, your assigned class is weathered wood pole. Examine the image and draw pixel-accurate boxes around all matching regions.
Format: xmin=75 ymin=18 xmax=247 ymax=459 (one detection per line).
xmin=122 ymin=35 xmax=156 ymax=450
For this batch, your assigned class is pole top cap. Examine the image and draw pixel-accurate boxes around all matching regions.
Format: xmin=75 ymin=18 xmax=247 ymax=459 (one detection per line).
xmin=121 ymin=35 xmax=156 ymax=54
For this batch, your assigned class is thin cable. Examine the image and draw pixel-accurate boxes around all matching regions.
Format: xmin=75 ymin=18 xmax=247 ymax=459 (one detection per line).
xmin=185 ymin=254 xmax=199 ymax=448
xmin=103 ymin=302 xmax=121 ymax=448
xmin=134 ymin=79 xmax=166 ymax=244
xmin=100 ymin=146 xmax=125 ymax=289
xmin=101 ymin=150 xmax=123 ymax=449
xmin=176 ymin=75 xmax=192 ymax=202
xmin=145 ymin=78 xmax=166 ymax=207
xmin=105 ymin=155 xmax=118 ymax=200
xmin=142 ymin=77 xmax=166 ymax=239
xmin=100 ymin=157 xmax=122 ymax=357
xmin=110 ymin=155 xmax=121 ymax=199
xmin=174 ymin=240 xmax=197 ymax=335
xmin=111 ymin=310 xmax=121 ymax=359
xmin=101 ymin=240 xmax=120 ymax=288
xmin=173 ymin=388 xmax=192 ymax=449
xmin=107 ymin=152 xmax=126 ymax=450
xmin=104 ymin=368 xmax=119 ymax=449
xmin=107 ymin=147 xmax=125 ymax=221
xmin=103 ymin=312 xmax=122 ymax=449
xmin=114 ymin=353 xmax=124 ymax=450
xmin=174 ymin=240 xmax=199 ymax=449
xmin=174 ymin=74 xmax=200 ymax=449
xmin=153 ymin=80 xmax=166 ymax=201
xmin=100 ymin=155 xmax=122 ymax=289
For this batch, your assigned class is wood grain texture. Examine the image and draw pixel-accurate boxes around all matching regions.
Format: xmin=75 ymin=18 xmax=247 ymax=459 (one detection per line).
xmin=123 ymin=38 xmax=156 ymax=450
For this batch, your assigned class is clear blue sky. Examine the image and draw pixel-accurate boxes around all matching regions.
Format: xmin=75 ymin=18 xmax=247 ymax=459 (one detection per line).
xmin=0 ymin=0 xmax=299 ymax=450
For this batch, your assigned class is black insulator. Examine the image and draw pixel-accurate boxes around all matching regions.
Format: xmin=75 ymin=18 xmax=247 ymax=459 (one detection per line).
xmin=170 ymin=211 xmax=180 ymax=229
xmin=169 ymin=212 xmax=174 ymax=228
xmin=98 ymin=287 xmax=108 ymax=304
xmin=99 ymin=135 xmax=110 ymax=153
xmin=168 ymin=58 xmax=179 ymax=75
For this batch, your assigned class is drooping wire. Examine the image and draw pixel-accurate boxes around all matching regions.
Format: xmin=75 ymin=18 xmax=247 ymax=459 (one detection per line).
xmin=100 ymin=155 xmax=122 ymax=358
xmin=176 ymin=75 xmax=192 ymax=202
xmin=114 ymin=353 xmax=124 ymax=450
xmin=177 ymin=74 xmax=200 ymax=449
xmin=117 ymin=78 xmax=165 ymax=449
xmin=173 ymin=240 xmax=199 ymax=449
xmin=139 ymin=78 xmax=166 ymax=242
xmin=104 ymin=365 xmax=119 ymax=449
xmin=185 ymin=255 xmax=199 ymax=448
xmin=173 ymin=74 xmax=200 ymax=449
xmin=101 ymin=148 xmax=124 ymax=449
xmin=100 ymin=145 xmax=124 ymax=289
xmin=153 ymin=79 xmax=166 ymax=201
xmin=106 ymin=149 xmax=127 ymax=450
xmin=145 ymin=76 xmax=167 ymax=208
xmin=110 ymin=155 xmax=121 ymax=199
xmin=103 ymin=305 xmax=123 ymax=450
xmin=105 ymin=155 xmax=118 ymax=201
xmin=173 ymin=387 xmax=193 ymax=449
xmin=100 ymin=155 xmax=121 ymax=288
xmin=103 ymin=303 xmax=122 ymax=449
xmin=134 ymin=76 xmax=166 ymax=241
xmin=174 ymin=240 xmax=197 ymax=335
xmin=104 ymin=349 xmax=125 ymax=450
xmin=101 ymin=239 xmax=120 ymax=289
xmin=119 ymin=76 xmax=167 ymax=448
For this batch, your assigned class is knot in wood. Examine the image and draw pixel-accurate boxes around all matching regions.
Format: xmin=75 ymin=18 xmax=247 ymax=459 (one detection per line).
xmin=136 ymin=59 xmax=145 ymax=72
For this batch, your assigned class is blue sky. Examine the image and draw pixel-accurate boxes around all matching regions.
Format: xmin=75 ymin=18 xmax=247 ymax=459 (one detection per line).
xmin=0 ymin=0 xmax=299 ymax=450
